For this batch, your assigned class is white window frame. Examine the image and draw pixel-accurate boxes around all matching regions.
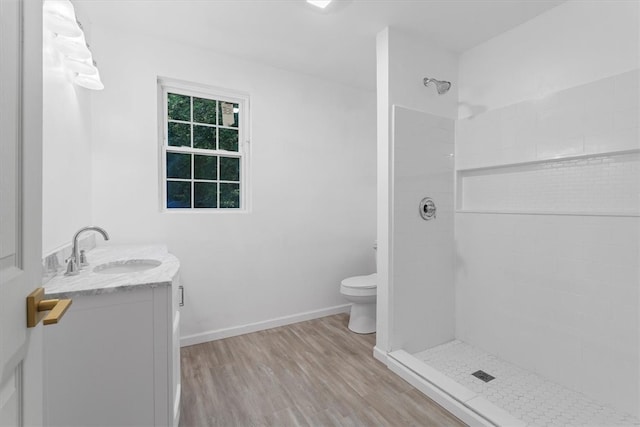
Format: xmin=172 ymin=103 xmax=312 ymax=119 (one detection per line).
xmin=158 ymin=77 xmax=250 ymax=213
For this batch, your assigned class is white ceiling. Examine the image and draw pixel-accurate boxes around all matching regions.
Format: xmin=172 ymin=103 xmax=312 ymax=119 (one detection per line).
xmin=76 ymin=0 xmax=565 ymax=91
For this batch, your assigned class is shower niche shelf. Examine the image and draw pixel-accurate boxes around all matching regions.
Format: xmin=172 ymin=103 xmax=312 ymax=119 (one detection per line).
xmin=456 ymin=150 xmax=640 ymax=217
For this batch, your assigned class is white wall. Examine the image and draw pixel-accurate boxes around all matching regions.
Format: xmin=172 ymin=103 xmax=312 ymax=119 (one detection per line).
xmin=42 ymin=11 xmax=93 ymax=255
xmin=376 ymin=27 xmax=458 ymax=353
xmin=456 ymin=0 xmax=639 ymax=417
xmin=387 ymin=31 xmax=458 ymax=120
xmin=391 ymin=106 xmax=455 ymax=353
xmin=89 ymin=27 xmax=376 ymax=341
xmin=375 ymin=28 xmax=391 ymax=355
xmin=458 ymin=0 xmax=640 ymax=118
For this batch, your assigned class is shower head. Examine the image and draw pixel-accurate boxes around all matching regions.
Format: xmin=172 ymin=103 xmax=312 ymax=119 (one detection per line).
xmin=424 ymin=77 xmax=451 ymax=95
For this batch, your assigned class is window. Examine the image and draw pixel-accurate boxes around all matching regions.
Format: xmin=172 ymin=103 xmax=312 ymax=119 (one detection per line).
xmin=159 ymin=79 xmax=249 ymax=210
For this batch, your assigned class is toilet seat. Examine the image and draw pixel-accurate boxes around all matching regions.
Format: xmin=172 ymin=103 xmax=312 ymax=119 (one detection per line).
xmin=340 ymin=273 xmax=377 ymax=297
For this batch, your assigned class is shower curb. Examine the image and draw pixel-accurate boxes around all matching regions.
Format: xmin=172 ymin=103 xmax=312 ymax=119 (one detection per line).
xmin=386 ymin=351 xmax=497 ymax=427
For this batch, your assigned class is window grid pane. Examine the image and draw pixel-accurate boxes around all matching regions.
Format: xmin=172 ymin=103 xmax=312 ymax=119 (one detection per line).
xmin=168 ymin=122 xmax=191 ymax=147
xmin=219 ymin=128 xmax=239 ymax=152
xmin=167 ymin=181 xmax=191 ymax=208
xmin=218 ymin=101 xmax=239 ymax=128
xmin=220 ymin=157 xmax=240 ymax=181
xmin=220 ymin=183 xmax=240 ymax=208
xmin=194 ymin=182 xmax=217 ymax=208
xmin=194 ymin=155 xmax=217 ymax=180
xmin=166 ymin=152 xmax=191 ymax=179
xmin=167 ymin=93 xmax=190 ymax=121
xmin=193 ymin=125 xmax=216 ymax=150
xmin=193 ymin=97 xmax=217 ymax=125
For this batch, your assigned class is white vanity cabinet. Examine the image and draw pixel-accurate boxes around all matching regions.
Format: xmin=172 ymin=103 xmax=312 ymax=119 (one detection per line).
xmin=43 ymin=274 xmax=181 ymax=427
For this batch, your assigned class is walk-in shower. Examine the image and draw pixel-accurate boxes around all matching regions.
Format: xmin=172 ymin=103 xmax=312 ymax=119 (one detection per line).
xmin=385 ymin=70 xmax=640 ymax=427
xmin=423 ymin=77 xmax=451 ymax=94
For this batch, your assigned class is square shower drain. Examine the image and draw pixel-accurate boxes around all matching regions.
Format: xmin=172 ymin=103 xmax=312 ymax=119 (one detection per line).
xmin=472 ymin=370 xmax=495 ymax=383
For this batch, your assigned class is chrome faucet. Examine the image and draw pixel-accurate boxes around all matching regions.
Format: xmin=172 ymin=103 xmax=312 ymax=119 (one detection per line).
xmin=65 ymin=226 xmax=110 ymax=276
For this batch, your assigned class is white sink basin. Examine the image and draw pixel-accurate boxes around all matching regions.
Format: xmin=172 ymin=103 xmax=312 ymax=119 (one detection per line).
xmin=93 ymin=259 xmax=162 ymax=274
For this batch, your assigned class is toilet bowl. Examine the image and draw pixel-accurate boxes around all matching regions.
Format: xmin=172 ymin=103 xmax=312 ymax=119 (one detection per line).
xmin=340 ymin=273 xmax=377 ymax=334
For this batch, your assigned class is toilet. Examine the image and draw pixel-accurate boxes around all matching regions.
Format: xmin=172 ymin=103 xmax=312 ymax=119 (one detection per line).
xmin=340 ymin=243 xmax=377 ymax=334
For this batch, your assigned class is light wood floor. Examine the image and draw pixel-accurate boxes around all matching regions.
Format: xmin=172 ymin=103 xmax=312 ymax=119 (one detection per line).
xmin=180 ymin=313 xmax=466 ymax=426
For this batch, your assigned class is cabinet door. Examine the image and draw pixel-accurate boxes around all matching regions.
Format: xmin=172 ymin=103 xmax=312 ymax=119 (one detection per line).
xmin=44 ymin=290 xmax=156 ymax=426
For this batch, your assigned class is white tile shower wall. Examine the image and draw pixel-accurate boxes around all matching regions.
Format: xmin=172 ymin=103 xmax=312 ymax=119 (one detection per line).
xmin=456 ymin=70 xmax=640 ymax=170
xmin=455 ymin=213 xmax=640 ymax=417
xmin=460 ymin=152 xmax=640 ymax=214
xmin=391 ymin=106 xmax=455 ymax=353
xmin=456 ymin=70 xmax=640 ymax=416
xmin=455 ymin=1 xmax=639 ymax=417
xmin=456 ymin=72 xmax=639 ymax=417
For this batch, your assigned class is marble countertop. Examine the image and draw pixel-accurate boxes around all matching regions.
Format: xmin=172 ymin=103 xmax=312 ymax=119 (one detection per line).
xmin=43 ymin=245 xmax=180 ymax=298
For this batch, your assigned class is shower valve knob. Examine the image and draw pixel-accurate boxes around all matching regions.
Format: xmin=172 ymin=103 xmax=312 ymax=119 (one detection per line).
xmin=419 ymin=197 xmax=436 ymax=220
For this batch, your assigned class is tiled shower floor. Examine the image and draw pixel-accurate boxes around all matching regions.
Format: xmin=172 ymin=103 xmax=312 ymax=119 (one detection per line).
xmin=414 ymin=340 xmax=640 ymax=427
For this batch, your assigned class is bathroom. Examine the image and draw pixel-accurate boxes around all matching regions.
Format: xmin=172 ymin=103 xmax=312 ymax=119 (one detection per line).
xmin=1 ymin=0 xmax=638 ymax=425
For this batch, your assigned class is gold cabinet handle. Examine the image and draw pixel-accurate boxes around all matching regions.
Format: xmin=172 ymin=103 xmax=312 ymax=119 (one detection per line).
xmin=26 ymin=288 xmax=73 ymax=328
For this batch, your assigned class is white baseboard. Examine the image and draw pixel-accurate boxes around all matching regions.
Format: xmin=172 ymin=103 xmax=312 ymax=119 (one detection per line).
xmin=373 ymin=345 xmax=388 ymax=363
xmin=180 ymin=304 xmax=351 ymax=347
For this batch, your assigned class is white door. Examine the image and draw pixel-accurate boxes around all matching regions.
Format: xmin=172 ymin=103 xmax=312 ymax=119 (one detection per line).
xmin=0 ymin=0 xmax=44 ymax=425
